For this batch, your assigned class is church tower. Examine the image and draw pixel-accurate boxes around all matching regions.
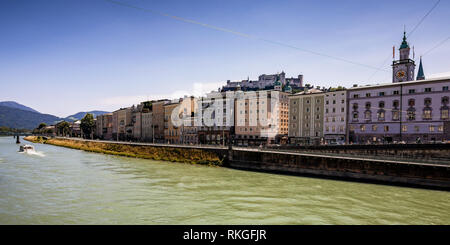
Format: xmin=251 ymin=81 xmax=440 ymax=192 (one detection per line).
xmin=392 ymin=31 xmax=415 ymax=83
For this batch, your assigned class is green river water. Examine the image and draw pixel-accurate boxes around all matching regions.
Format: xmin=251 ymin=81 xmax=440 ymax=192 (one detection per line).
xmin=0 ymin=136 xmax=449 ymax=224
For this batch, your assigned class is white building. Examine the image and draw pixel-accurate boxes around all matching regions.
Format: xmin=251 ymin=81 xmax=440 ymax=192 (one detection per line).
xmin=323 ymin=90 xmax=347 ymax=144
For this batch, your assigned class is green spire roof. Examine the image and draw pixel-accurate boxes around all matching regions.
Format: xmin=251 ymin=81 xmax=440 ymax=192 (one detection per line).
xmin=400 ymin=31 xmax=409 ymax=49
xmin=274 ymin=77 xmax=281 ymax=86
xmin=416 ymin=57 xmax=425 ymax=80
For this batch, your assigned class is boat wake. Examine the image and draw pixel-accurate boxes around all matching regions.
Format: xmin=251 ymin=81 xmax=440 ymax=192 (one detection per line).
xmin=20 ymin=150 xmax=45 ymax=157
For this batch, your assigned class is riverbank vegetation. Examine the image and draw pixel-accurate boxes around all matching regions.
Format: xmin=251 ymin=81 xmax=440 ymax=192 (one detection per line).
xmin=24 ymin=136 xmax=223 ymax=166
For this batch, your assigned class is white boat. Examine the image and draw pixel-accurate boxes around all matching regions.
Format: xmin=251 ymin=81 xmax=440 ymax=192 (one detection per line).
xmin=19 ymin=144 xmax=35 ymax=153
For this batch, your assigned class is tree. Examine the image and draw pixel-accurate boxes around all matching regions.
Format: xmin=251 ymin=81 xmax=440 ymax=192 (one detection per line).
xmin=80 ymin=113 xmax=95 ymax=139
xmin=38 ymin=123 xmax=47 ymax=129
xmin=56 ymin=121 xmax=71 ymax=136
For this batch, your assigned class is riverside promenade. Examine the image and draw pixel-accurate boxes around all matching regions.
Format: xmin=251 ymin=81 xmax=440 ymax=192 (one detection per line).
xmin=34 ymin=137 xmax=450 ymax=190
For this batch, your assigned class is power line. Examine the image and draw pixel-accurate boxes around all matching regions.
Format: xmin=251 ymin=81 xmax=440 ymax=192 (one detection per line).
xmin=422 ymin=35 xmax=450 ymax=56
xmin=407 ymin=0 xmax=441 ymax=38
xmin=366 ymin=0 xmax=441 ymax=82
xmin=105 ymin=0 xmax=388 ymax=72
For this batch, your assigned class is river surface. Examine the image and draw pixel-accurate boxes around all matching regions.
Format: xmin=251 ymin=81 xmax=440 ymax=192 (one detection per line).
xmin=0 ymin=136 xmax=449 ymax=224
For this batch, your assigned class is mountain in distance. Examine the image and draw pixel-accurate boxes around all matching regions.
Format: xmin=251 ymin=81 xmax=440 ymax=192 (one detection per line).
xmin=0 ymin=105 xmax=62 ymax=130
xmin=0 ymin=101 xmax=110 ymax=129
xmin=65 ymin=111 xmax=110 ymax=121
xmin=0 ymin=101 xmax=40 ymax=113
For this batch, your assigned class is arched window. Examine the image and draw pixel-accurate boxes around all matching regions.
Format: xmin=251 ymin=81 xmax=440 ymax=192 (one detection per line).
xmin=393 ymin=100 xmax=399 ymax=108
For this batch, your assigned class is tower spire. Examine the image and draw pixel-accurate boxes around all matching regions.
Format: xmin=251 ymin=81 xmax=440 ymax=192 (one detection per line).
xmin=416 ymin=56 xmax=425 ymax=80
xmin=400 ymin=31 xmax=409 ymax=49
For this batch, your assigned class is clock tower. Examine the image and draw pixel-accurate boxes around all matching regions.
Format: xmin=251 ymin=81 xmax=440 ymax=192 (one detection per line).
xmin=392 ymin=31 xmax=415 ymax=83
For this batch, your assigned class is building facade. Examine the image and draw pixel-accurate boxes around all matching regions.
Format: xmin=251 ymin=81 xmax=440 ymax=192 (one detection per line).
xmin=234 ymin=89 xmax=290 ymax=145
xmin=347 ymin=77 xmax=450 ymax=144
xmin=289 ymin=88 xmax=325 ymax=145
xmin=197 ymin=91 xmax=234 ymax=145
xmin=112 ymin=107 xmax=132 ymax=141
xmin=323 ymin=90 xmax=347 ymax=144
xmin=152 ymin=100 xmax=169 ymax=143
xmin=95 ymin=113 xmax=113 ymax=140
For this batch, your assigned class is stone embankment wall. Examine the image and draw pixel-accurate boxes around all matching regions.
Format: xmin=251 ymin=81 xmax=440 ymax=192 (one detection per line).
xmin=229 ymin=149 xmax=450 ymax=189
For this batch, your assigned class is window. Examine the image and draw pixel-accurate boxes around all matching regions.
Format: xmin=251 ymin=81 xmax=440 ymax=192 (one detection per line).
xmin=393 ymin=90 xmax=399 ymax=95
xmin=353 ymin=112 xmax=358 ymax=119
xmin=429 ymin=125 xmax=435 ymax=132
xmin=444 ymin=86 xmax=449 ymax=91
xmin=306 ymin=100 xmax=310 ymax=104
xmin=442 ymin=97 xmax=449 ymax=105
xmin=341 ymin=108 xmax=345 ymax=112
xmin=341 ymin=99 xmax=345 ymax=104
xmin=365 ymin=102 xmax=371 ymax=109
xmin=402 ymin=125 xmax=407 ymax=132
xmin=425 ymin=88 xmax=432 ymax=92
xmin=364 ymin=111 xmax=371 ymax=120
xmin=438 ymin=125 xmax=444 ymax=132
xmin=353 ymin=103 xmax=358 ymax=110
xmin=366 ymin=93 xmax=371 ymax=97
xmin=392 ymin=111 xmax=400 ymax=121
xmin=414 ymin=126 xmax=420 ymax=132
xmin=423 ymin=108 xmax=432 ymax=120
xmin=332 ymin=100 xmax=336 ymax=104
xmin=353 ymin=94 xmax=359 ymax=98
xmin=393 ymin=100 xmax=399 ymax=108
xmin=409 ymin=89 xmax=416 ymax=94
xmin=379 ymin=92 xmax=385 ymax=96
xmin=424 ymin=98 xmax=432 ymax=106
xmin=349 ymin=125 xmax=355 ymax=131
xmin=377 ymin=110 xmax=385 ymax=121
xmin=408 ymin=99 xmax=415 ymax=107
xmin=384 ymin=126 xmax=389 ymax=132
xmin=360 ymin=125 xmax=366 ymax=132
xmin=408 ymin=110 xmax=416 ymax=120
xmin=379 ymin=101 xmax=385 ymax=108
xmin=441 ymin=109 xmax=449 ymax=119
xmin=326 ymin=100 xmax=329 ymax=105
xmin=372 ymin=125 xmax=377 ymax=131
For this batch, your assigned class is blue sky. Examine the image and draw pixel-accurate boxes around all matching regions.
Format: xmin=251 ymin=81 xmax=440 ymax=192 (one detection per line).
xmin=1 ymin=0 xmax=449 ymax=117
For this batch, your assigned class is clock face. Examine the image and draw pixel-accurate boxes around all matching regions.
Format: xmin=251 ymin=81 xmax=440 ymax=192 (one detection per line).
xmin=396 ymin=70 xmax=406 ymax=78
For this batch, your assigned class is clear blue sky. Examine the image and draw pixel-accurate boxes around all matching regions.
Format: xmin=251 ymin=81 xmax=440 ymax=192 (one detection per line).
xmin=1 ymin=0 xmax=449 ymax=117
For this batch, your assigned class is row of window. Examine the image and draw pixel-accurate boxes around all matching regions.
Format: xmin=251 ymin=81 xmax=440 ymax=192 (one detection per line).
xmin=352 ymin=124 xmax=444 ymax=133
xmin=352 ymin=86 xmax=449 ymax=98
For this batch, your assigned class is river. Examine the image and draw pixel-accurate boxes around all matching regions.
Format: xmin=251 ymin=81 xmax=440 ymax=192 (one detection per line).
xmin=0 ymin=136 xmax=449 ymax=224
